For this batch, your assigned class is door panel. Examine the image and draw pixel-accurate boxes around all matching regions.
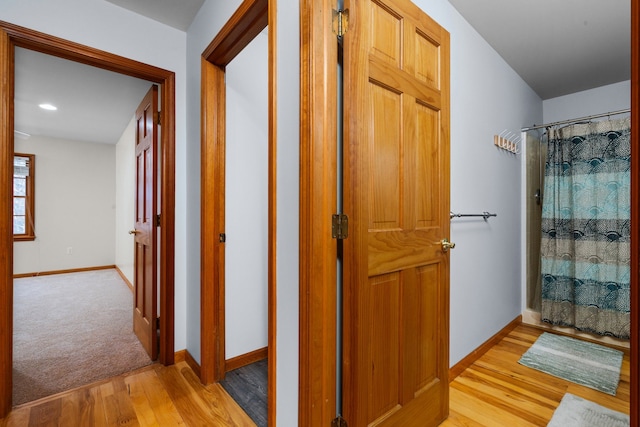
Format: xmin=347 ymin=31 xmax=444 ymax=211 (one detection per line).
xmin=343 ymin=0 xmax=450 ymax=425
xmin=133 ymin=85 xmax=158 ymax=360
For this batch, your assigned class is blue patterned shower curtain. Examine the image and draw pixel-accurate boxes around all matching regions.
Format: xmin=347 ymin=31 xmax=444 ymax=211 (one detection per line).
xmin=540 ymin=117 xmax=631 ymax=338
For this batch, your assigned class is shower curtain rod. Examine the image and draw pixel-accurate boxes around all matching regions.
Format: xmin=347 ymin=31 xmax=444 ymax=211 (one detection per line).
xmin=521 ymin=108 xmax=631 ymax=132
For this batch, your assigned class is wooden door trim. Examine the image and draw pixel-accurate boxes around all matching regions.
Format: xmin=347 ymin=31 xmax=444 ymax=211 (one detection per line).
xmin=298 ymin=0 xmax=338 ymax=426
xmin=201 ymin=57 xmax=226 ymax=385
xmin=202 ymin=0 xmax=268 ymax=65
xmin=0 ymin=25 xmax=14 ymax=419
xmin=0 ymin=20 xmax=176 ymax=417
xmin=200 ymin=0 xmax=276 ymax=424
xmin=630 ymin=0 xmax=638 ymax=423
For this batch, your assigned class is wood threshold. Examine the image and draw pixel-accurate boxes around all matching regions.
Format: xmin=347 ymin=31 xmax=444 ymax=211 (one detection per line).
xmin=11 ymin=363 xmax=159 ymax=411
xmin=3 ymin=362 xmax=256 ymax=426
xmin=226 ymin=347 xmax=268 ymax=372
xmin=13 ymin=265 xmax=116 ymax=279
xmin=449 ymin=316 xmax=521 ymax=382
xmin=0 ymin=20 xmax=176 ymax=418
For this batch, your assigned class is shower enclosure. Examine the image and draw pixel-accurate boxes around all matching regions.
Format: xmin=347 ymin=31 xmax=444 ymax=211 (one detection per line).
xmin=525 ymin=131 xmax=546 ymax=313
xmin=523 ymin=111 xmax=629 ymax=338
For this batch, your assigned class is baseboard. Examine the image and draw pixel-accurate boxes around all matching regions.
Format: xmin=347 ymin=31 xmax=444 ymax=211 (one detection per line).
xmin=184 ymin=349 xmax=201 ymax=379
xmin=449 ymin=315 xmax=522 ymax=382
xmin=174 ymin=349 xmax=186 ymax=363
xmin=115 ymin=265 xmax=134 ymax=292
xmin=13 ymin=265 xmax=116 ymax=279
xmin=225 ymin=347 xmax=268 ymax=372
xmin=180 ymin=347 xmax=267 ymax=381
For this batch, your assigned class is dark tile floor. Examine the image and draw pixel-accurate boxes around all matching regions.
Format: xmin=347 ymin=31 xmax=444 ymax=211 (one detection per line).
xmin=220 ymin=359 xmax=268 ymax=427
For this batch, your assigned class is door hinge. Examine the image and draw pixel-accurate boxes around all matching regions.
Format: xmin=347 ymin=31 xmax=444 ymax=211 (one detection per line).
xmin=332 ymin=416 xmax=348 ymax=427
xmin=219 ymin=233 xmax=226 ymax=243
xmin=332 ymin=9 xmax=349 ymax=38
xmin=155 ymin=214 xmax=161 ymax=227
xmin=332 ymin=213 xmax=349 ymax=239
xmin=156 ymin=112 xmax=161 ymax=125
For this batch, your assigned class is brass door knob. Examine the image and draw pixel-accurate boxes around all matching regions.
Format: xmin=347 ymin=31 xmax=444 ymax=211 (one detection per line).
xmin=128 ymin=229 xmax=140 ymax=235
xmin=440 ymin=238 xmax=456 ymax=252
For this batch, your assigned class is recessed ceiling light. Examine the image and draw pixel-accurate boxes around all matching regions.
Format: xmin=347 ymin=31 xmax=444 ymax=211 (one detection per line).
xmin=39 ymin=103 xmax=57 ymax=111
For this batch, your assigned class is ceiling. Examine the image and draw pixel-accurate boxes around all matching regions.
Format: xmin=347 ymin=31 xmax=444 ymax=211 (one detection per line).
xmin=13 ymin=0 xmax=632 ymax=145
xmin=103 ymin=0 xmax=204 ymax=31
xmin=13 ymin=0 xmax=205 ymax=145
xmin=14 ymin=47 xmax=152 ymax=144
xmin=448 ymin=0 xmax=631 ymax=100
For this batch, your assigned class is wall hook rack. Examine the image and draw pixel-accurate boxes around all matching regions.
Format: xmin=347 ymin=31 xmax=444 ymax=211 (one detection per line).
xmin=494 ymin=131 xmax=520 ymax=155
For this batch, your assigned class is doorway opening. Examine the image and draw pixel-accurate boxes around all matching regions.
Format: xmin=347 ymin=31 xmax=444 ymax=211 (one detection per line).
xmin=11 ymin=49 xmax=158 ymax=404
xmin=0 ymin=20 xmax=176 ymax=417
xmin=199 ymin=0 xmax=275 ymax=425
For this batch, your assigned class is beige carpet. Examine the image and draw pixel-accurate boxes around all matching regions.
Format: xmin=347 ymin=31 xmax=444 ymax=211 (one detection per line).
xmin=13 ymin=269 xmax=153 ymax=405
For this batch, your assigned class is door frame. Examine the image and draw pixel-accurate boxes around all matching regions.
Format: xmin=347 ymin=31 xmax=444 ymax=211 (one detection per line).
xmin=298 ymin=2 xmax=639 ymax=427
xmin=0 ymin=21 xmax=176 ymax=417
xmin=199 ymin=0 xmax=276 ymax=424
xmin=630 ymin=0 xmax=639 ymax=425
xmin=298 ymin=0 xmax=338 ymax=425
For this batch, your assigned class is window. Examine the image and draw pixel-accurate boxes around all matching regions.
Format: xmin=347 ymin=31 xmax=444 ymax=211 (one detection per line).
xmin=13 ymin=153 xmax=35 ymax=241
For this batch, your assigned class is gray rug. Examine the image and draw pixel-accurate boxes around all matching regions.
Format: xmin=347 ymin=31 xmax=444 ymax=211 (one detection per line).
xmin=547 ymin=393 xmax=629 ymax=427
xmin=518 ymin=332 xmax=623 ymax=395
xmin=13 ymin=269 xmax=152 ymax=405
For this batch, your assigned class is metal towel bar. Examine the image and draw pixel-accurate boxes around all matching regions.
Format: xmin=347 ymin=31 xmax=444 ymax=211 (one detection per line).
xmin=450 ymin=211 xmax=497 ymax=220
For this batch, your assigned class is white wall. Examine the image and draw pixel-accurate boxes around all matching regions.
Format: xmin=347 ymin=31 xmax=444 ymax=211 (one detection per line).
xmin=273 ymin=4 xmax=300 ymax=425
xmin=407 ymin=0 xmax=543 ymax=367
xmin=225 ymin=31 xmax=269 ymax=359
xmin=184 ymin=0 xmax=238 ymax=369
xmin=543 ymin=80 xmax=631 ymax=123
xmin=13 ymin=136 xmax=116 ymax=274
xmin=115 ymin=117 xmax=136 ymax=284
xmin=1 ymin=0 xmax=188 ymax=351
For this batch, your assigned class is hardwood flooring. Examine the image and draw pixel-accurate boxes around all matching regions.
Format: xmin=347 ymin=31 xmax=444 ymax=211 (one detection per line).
xmin=443 ymin=324 xmax=630 ymax=426
xmin=1 ymin=324 xmax=629 ymax=426
xmin=1 ymin=362 xmax=256 ymax=427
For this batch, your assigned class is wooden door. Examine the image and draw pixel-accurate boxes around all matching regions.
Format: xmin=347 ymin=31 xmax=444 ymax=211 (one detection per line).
xmin=133 ymin=85 xmax=159 ymax=360
xmin=342 ymin=0 xmax=450 ymax=425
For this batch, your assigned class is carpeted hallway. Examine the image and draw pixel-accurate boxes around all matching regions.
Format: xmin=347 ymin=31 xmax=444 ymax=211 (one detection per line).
xmin=12 ymin=269 xmax=152 ymax=405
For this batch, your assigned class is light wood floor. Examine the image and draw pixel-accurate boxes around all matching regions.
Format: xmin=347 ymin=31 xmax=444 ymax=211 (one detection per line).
xmin=443 ymin=324 xmax=630 ymax=426
xmin=1 ymin=362 xmax=257 ymax=427
xmin=1 ymin=324 xmax=630 ymax=426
